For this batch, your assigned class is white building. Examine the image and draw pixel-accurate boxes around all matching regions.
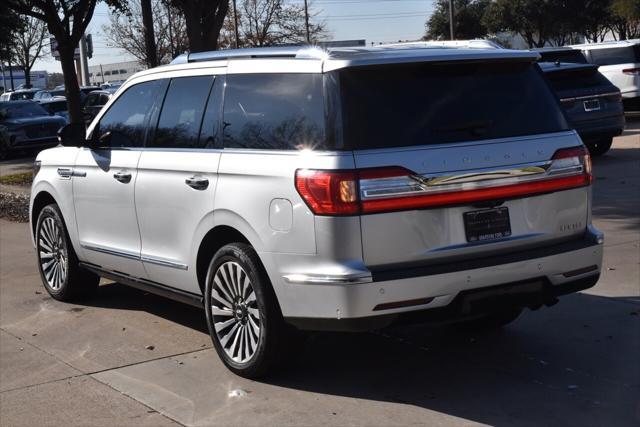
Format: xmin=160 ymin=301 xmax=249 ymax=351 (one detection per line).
xmin=88 ymin=60 xmax=145 ymax=86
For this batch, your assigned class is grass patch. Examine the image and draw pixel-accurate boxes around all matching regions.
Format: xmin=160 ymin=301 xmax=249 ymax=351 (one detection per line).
xmin=0 ymin=172 xmax=33 ymax=186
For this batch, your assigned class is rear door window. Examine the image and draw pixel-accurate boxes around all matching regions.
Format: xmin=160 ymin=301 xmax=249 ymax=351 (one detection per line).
xmin=222 ymin=74 xmax=325 ymax=150
xmin=150 ymin=75 xmax=214 ymax=149
xmin=338 ymin=61 xmax=568 ymax=150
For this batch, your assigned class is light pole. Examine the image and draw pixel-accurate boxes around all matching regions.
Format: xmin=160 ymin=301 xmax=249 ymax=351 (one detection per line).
xmin=448 ymin=0 xmax=455 ymax=40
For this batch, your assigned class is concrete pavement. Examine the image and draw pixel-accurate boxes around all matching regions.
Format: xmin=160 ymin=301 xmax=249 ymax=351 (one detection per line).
xmin=0 ymin=127 xmax=638 ymax=426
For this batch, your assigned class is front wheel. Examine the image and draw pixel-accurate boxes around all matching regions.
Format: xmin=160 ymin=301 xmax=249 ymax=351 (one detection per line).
xmin=35 ymin=204 xmax=99 ymax=301
xmin=204 ymin=243 xmax=290 ymax=378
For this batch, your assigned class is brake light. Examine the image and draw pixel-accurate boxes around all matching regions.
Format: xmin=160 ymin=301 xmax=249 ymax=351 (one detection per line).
xmin=294 ymin=169 xmax=359 ymax=215
xmin=295 ymin=146 xmax=592 ymax=216
xmin=622 ymin=67 xmax=640 ymax=75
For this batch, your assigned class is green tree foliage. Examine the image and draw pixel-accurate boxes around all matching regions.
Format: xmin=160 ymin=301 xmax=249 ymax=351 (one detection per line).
xmin=425 ymin=0 xmax=491 ymax=40
xmin=0 ymin=10 xmax=24 ymax=63
xmin=609 ymin=0 xmax=640 ymax=40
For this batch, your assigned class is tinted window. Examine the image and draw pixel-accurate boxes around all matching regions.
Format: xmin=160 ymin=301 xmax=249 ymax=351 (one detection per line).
xmin=339 ymin=62 xmax=568 ymax=150
xmin=545 ymin=68 xmax=611 ymax=92
xmin=588 ymin=46 xmax=640 ymax=65
xmin=223 ymin=74 xmax=325 ymax=150
xmin=97 ymin=80 xmax=162 ymax=148
xmin=538 ymin=50 xmax=588 ymax=64
xmin=151 ymin=76 xmax=213 ymax=149
xmin=200 ymin=77 xmax=224 ymax=148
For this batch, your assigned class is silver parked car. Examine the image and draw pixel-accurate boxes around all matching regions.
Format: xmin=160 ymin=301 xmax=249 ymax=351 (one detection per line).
xmin=30 ymin=46 xmax=603 ymax=378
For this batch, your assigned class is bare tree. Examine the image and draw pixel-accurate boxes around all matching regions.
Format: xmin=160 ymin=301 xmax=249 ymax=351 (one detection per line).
xmin=105 ymin=0 xmax=188 ymax=65
xmin=12 ymin=15 xmax=48 ymax=88
xmin=7 ymin=0 xmax=127 ymax=124
xmin=219 ymin=0 xmax=327 ymax=48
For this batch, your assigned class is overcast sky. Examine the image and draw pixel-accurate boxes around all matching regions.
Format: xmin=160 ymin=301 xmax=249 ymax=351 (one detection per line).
xmin=33 ymin=0 xmax=434 ymax=73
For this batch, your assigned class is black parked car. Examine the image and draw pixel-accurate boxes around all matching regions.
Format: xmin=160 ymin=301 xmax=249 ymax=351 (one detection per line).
xmin=540 ymin=62 xmax=625 ymax=155
xmin=0 ymin=101 xmax=66 ymax=159
xmin=82 ymin=90 xmax=112 ymax=123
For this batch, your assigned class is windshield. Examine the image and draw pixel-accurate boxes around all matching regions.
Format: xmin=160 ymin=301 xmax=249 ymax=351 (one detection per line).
xmin=42 ymin=102 xmax=67 ymax=113
xmin=338 ymin=61 xmax=568 ymax=150
xmin=0 ymin=102 xmax=49 ymax=119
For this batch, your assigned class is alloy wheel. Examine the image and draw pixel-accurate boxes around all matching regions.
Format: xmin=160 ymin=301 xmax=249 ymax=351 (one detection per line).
xmin=38 ymin=217 xmax=67 ymax=290
xmin=209 ymin=261 xmax=262 ymax=364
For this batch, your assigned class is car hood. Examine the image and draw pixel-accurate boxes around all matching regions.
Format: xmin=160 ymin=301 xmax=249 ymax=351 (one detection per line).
xmin=1 ymin=116 xmax=66 ymax=128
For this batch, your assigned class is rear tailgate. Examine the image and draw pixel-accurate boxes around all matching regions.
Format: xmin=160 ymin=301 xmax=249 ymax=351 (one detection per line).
xmin=337 ymin=59 xmax=591 ymax=269
xmin=354 ymin=133 xmax=589 ymax=267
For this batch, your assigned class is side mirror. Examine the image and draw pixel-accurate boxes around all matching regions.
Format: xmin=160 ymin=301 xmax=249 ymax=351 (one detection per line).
xmin=57 ymin=123 xmax=87 ymax=147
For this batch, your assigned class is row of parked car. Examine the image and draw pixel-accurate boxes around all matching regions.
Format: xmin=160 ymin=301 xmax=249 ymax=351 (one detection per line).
xmin=0 ymin=84 xmax=118 ymax=159
xmin=0 ymin=40 xmax=637 ymax=160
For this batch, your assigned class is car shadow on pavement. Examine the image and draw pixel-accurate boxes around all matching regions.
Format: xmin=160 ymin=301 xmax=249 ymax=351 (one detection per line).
xmin=267 ymin=293 xmax=639 ymax=426
xmin=86 ymin=281 xmax=209 ymax=334
xmin=84 ymin=281 xmax=639 ymax=426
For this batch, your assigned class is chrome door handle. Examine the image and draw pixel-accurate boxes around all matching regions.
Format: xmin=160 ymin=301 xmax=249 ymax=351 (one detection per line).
xmin=57 ymin=168 xmax=86 ymax=178
xmin=185 ymin=176 xmax=209 ymax=190
xmin=113 ymin=171 xmax=132 ymax=183
xmin=57 ymin=168 xmax=73 ymax=178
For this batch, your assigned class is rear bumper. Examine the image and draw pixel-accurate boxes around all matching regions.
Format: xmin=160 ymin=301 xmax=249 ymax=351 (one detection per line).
xmin=282 ymin=226 xmax=604 ymax=331
xmin=574 ymin=115 xmax=625 ymax=141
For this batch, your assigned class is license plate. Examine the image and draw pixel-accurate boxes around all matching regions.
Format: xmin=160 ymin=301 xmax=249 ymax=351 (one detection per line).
xmin=463 ymin=207 xmax=512 ymax=242
xmin=583 ymin=99 xmax=601 ymax=112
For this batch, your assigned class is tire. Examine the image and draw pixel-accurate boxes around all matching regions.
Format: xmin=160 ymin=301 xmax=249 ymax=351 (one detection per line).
xmin=204 ymin=243 xmax=291 ymax=378
xmin=587 ymin=138 xmax=613 ymax=156
xmin=35 ymin=204 xmax=99 ymax=301
xmin=458 ymin=307 xmax=523 ymax=331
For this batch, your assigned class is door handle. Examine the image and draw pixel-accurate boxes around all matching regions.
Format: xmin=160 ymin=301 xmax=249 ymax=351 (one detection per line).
xmin=113 ymin=171 xmax=132 ymax=183
xmin=185 ymin=176 xmax=209 ymax=190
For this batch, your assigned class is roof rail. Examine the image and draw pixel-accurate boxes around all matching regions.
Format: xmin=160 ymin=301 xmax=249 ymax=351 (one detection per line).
xmin=170 ymin=46 xmax=327 ymax=65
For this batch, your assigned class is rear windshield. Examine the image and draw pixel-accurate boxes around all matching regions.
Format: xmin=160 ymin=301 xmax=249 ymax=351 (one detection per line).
xmin=545 ymin=67 xmax=611 ymax=92
xmin=338 ymin=61 xmax=568 ymax=150
xmin=538 ymin=50 xmax=588 ymax=64
xmin=588 ymin=46 xmax=640 ymax=65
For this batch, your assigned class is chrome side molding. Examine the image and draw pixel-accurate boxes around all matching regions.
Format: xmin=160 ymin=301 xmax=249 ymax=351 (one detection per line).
xmin=81 ymin=243 xmax=188 ymax=270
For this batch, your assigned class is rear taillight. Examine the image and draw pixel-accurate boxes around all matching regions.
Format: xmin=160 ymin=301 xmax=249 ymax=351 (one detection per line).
xmin=295 ymin=146 xmax=592 ymax=216
xmin=294 ymin=169 xmax=359 ymax=215
xmin=622 ymin=67 xmax=640 ymax=76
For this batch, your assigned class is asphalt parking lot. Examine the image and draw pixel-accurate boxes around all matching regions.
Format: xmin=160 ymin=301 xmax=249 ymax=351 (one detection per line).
xmin=0 ymin=124 xmax=638 ymax=426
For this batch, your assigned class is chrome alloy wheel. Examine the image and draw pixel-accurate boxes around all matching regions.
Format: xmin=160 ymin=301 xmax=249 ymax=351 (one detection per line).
xmin=210 ymin=261 xmax=261 ymax=364
xmin=38 ymin=217 xmax=67 ymax=290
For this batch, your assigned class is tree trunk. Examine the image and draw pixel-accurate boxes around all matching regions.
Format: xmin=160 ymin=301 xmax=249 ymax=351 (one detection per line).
xmin=59 ymin=45 xmax=83 ymax=124
xmin=24 ymin=66 xmax=31 ymax=87
xmin=141 ymin=0 xmax=158 ymax=67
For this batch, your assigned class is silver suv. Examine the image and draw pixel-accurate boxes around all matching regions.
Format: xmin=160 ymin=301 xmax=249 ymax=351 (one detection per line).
xmin=30 ymin=46 xmax=604 ymax=378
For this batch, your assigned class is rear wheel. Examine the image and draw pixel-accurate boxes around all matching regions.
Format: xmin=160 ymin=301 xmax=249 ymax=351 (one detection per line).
xmin=204 ymin=243 xmax=291 ymax=378
xmin=35 ymin=204 xmax=99 ymax=301
xmin=587 ymin=137 xmax=613 ymax=156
